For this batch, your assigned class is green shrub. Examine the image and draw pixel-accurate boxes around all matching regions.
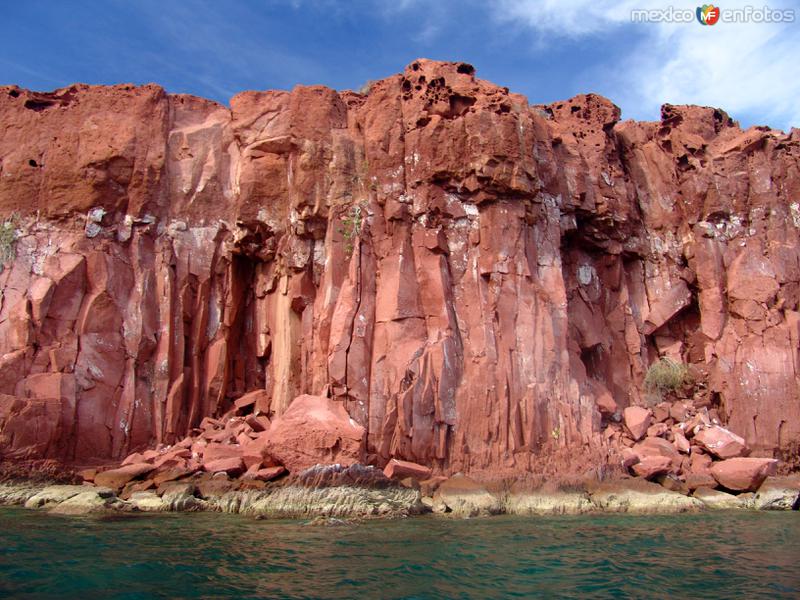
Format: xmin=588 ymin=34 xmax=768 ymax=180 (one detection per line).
xmin=339 ymin=202 xmax=366 ymax=257
xmin=644 ymin=358 xmax=693 ymax=399
xmin=0 ymin=212 xmax=19 ymax=271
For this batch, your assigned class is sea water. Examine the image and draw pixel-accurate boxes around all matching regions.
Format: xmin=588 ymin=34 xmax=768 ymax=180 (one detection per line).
xmin=1 ymin=508 xmax=798 ymax=599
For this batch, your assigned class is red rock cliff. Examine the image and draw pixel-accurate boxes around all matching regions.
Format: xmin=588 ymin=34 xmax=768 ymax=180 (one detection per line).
xmin=1 ymin=60 xmax=798 ymax=477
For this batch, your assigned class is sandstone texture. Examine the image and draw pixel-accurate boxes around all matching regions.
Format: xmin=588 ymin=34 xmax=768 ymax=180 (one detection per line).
xmin=0 ymin=60 xmax=799 ymax=491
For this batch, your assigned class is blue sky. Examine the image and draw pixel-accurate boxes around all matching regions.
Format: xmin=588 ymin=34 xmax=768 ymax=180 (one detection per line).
xmin=2 ymin=1 xmax=798 ymax=130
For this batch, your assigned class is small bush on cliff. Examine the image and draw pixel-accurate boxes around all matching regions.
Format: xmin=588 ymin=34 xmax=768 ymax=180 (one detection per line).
xmin=644 ymin=358 xmax=693 ymax=400
xmin=340 ymin=202 xmax=366 ymax=257
xmin=0 ymin=212 xmax=20 ymax=271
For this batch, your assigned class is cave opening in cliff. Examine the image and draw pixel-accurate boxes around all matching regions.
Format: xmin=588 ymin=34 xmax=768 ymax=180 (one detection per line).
xmin=580 ymin=344 xmax=607 ymax=383
xmin=224 ymin=253 xmax=267 ymax=409
xmin=646 ymin=297 xmax=702 ymax=366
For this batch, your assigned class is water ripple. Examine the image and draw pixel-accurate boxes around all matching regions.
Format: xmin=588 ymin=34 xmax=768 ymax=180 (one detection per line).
xmin=0 ymin=509 xmax=798 ymax=599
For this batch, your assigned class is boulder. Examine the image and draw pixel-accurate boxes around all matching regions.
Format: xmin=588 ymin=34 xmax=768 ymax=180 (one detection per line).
xmin=128 ymin=491 xmax=167 ymax=512
xmin=646 ymin=423 xmax=668 ymax=438
xmin=753 ymin=476 xmax=800 ymax=510
xmin=623 ymin=406 xmax=652 ymax=441
xmin=234 ymin=389 xmax=267 ymax=411
xmin=245 ymin=466 xmax=286 ymax=482
xmin=669 ymin=402 xmax=689 ymax=422
xmin=693 ymin=487 xmax=750 ymax=509
xmin=657 ymin=474 xmax=689 ymax=495
xmin=151 ymin=467 xmax=194 ymax=486
xmin=653 ymin=402 xmax=671 ymax=423
xmin=633 ymin=437 xmax=681 ymax=470
xmin=235 ymin=389 xmax=270 ymax=414
xmin=242 ymin=433 xmax=278 ymax=468
xmin=683 ymin=411 xmax=711 ymax=438
xmin=202 ymin=457 xmax=244 ymax=476
xmin=689 ymin=451 xmax=713 ymax=474
xmin=694 ymin=426 xmax=748 ymax=459
xmin=620 ymin=447 xmax=640 ymax=469
xmin=241 ymin=448 xmax=266 ymax=470
xmin=76 ymin=468 xmax=97 ymax=483
xmin=121 ymin=452 xmax=145 ymax=466
xmin=161 ymin=483 xmax=206 ymax=511
xmin=419 ymin=476 xmax=448 ymax=497
xmin=194 ymin=475 xmax=237 ymax=499
xmin=120 ymin=479 xmax=155 ymax=500
xmin=433 ymin=474 xmax=503 ymax=517
xmin=94 ymin=463 xmax=154 ymax=490
xmin=152 ymin=447 xmax=191 ymax=469
xmin=383 ymin=459 xmax=432 ymax=481
xmin=199 ymin=417 xmax=221 ymax=431
xmin=202 ymin=443 xmax=243 ymax=463
xmin=245 ymin=414 xmax=270 ymax=432
xmin=710 ymin=457 xmax=778 ymax=491
xmin=49 ymin=490 xmax=123 ymax=515
xmin=673 ymin=430 xmax=691 ymax=454
xmin=685 ymin=472 xmax=717 ymax=491
xmin=206 ymin=429 xmax=234 ymax=444
xmin=24 ymin=485 xmax=91 ymax=508
xmin=264 ymin=394 xmax=365 ymax=472
xmin=632 ymin=455 xmax=672 ymax=479
xmin=595 ymin=392 xmax=618 ymax=416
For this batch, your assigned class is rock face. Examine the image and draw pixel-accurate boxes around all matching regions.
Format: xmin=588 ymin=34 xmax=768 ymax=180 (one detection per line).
xmin=0 ymin=60 xmax=799 ymax=481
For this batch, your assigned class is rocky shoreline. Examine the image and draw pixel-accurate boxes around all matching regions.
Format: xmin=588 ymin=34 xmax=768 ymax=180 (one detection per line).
xmin=4 ymin=393 xmax=798 ymax=520
xmin=1 ymin=465 xmax=797 ymax=521
xmin=3 ymin=388 xmax=797 ymax=522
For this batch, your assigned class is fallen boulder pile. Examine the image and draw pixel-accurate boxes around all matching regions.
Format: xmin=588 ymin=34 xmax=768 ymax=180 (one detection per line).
xmin=7 ymin=390 xmax=792 ymax=519
xmin=606 ymin=399 xmax=779 ymax=500
xmin=80 ymin=393 xmax=367 ymax=499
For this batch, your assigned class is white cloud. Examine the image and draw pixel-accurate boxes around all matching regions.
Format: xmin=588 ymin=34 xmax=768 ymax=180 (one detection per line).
xmin=493 ymin=0 xmax=642 ymax=36
xmin=491 ymin=0 xmax=800 ymax=131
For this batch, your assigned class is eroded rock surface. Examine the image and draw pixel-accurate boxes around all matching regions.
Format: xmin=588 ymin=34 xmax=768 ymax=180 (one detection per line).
xmin=0 ymin=60 xmax=798 ymax=485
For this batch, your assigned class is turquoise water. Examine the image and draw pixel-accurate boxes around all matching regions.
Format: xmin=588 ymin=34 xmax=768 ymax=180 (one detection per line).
xmin=1 ymin=508 xmax=798 ymax=599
